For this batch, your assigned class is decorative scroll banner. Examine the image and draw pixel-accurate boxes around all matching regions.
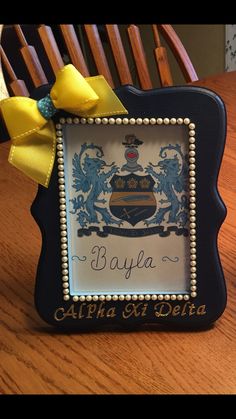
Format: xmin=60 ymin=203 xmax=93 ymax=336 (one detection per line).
xmin=77 ymin=226 xmax=189 ymax=238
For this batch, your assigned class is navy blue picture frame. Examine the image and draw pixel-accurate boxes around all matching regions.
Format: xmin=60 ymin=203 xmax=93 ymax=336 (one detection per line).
xmin=31 ymin=84 xmax=227 ymax=329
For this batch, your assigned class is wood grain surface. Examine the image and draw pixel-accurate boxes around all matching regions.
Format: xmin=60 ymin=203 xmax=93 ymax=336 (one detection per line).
xmin=1 ymin=72 xmax=236 ymax=394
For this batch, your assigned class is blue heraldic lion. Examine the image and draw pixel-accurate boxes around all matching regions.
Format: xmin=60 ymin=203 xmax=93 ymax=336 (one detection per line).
xmin=145 ymin=144 xmax=189 ymax=227
xmin=70 ymin=143 xmax=122 ymax=228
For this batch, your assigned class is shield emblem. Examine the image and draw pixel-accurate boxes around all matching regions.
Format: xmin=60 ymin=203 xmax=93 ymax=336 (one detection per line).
xmin=109 ymin=174 xmax=156 ymax=226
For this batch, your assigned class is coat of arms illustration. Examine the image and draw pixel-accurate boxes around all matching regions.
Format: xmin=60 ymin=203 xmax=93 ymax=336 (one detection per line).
xmin=70 ymin=134 xmax=189 ymax=237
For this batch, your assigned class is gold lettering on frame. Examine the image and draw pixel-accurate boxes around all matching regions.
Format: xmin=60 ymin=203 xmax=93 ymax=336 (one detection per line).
xmin=181 ymin=302 xmax=189 ymax=316
xmin=197 ymin=305 xmax=207 ymax=315
xmin=54 ymin=307 xmax=65 ymax=321
xmin=106 ymin=307 xmax=116 ymax=318
xmin=53 ymin=301 xmax=207 ymax=321
xmin=154 ymin=302 xmax=172 ymax=317
xmin=122 ymin=303 xmax=148 ymax=319
xmin=172 ymin=305 xmax=181 ymax=316
xmin=86 ymin=303 xmax=97 ymax=319
xmin=67 ymin=304 xmax=78 ymax=319
xmin=154 ymin=302 xmax=207 ymax=317
xmin=141 ymin=304 xmax=148 ymax=317
xmin=54 ymin=304 xmax=77 ymax=321
xmin=78 ymin=303 xmax=86 ymax=319
xmin=96 ymin=302 xmax=106 ymax=318
xmin=122 ymin=303 xmax=135 ymax=319
xmin=189 ymin=303 xmax=196 ymax=316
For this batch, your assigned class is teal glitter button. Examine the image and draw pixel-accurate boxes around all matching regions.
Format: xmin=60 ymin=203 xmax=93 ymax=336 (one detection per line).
xmin=37 ymin=94 xmax=57 ymax=120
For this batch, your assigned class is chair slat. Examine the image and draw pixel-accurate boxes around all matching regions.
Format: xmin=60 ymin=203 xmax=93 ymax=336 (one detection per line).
xmin=152 ymin=25 xmax=173 ymax=87
xmin=14 ymin=25 xmax=28 ymax=47
xmin=127 ymin=25 xmax=152 ymax=89
xmin=0 ymin=25 xmax=9 ymax=100
xmin=157 ymin=24 xmax=198 ymax=82
xmin=20 ymin=46 xmax=48 ymax=87
xmin=106 ymin=25 xmax=133 ymax=85
xmin=84 ymin=25 xmax=114 ymax=88
xmin=60 ymin=25 xmax=90 ymax=77
xmin=14 ymin=25 xmax=48 ymax=87
xmin=1 ymin=24 xmax=199 ymax=99
xmin=154 ymin=47 xmax=173 ymax=87
xmin=0 ymin=45 xmax=29 ymax=96
xmin=9 ymin=79 xmax=29 ymax=97
xmin=152 ymin=24 xmax=161 ymax=48
xmin=38 ymin=25 xmax=64 ymax=75
xmin=0 ymin=45 xmax=17 ymax=81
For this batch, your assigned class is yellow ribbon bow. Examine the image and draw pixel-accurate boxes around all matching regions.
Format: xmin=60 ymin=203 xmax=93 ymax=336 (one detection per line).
xmin=0 ymin=64 xmax=128 ymax=187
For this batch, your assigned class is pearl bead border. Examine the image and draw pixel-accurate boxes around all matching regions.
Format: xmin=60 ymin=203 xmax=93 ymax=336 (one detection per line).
xmin=56 ymin=117 xmax=197 ymax=301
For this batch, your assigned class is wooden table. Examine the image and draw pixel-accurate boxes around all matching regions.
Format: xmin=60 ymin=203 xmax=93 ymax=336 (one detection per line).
xmin=1 ymin=71 xmax=236 ymax=395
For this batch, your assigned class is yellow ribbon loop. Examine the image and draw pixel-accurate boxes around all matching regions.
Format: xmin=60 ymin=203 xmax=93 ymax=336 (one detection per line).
xmin=0 ymin=64 xmax=128 ymax=187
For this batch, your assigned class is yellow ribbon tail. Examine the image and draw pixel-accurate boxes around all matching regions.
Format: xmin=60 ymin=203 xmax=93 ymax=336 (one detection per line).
xmin=8 ymin=120 xmax=56 ymax=188
xmin=0 ymin=97 xmax=56 ymax=187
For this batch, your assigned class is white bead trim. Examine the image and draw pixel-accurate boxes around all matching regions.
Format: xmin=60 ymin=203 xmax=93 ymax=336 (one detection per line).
xmin=56 ymin=117 xmax=197 ymax=301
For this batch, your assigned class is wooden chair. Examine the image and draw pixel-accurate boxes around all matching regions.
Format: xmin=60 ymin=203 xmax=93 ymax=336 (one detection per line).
xmin=0 ymin=24 xmax=198 ymax=100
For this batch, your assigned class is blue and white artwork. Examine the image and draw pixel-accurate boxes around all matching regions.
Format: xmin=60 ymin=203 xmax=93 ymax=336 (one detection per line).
xmin=63 ymin=123 xmax=190 ymax=296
